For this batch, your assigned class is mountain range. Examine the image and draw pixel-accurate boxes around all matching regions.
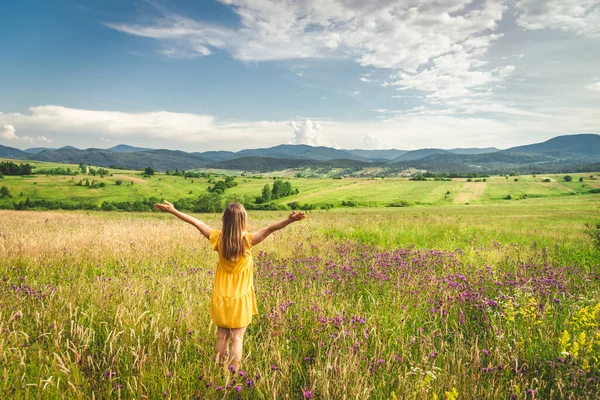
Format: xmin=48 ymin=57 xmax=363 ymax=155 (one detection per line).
xmin=1 ymin=134 xmax=599 ymax=174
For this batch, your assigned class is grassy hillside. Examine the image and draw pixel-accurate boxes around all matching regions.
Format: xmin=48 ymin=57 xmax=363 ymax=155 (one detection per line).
xmin=1 ymin=158 xmax=599 ymax=210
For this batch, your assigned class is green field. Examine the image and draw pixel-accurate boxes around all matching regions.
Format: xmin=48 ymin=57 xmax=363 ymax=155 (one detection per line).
xmin=2 ymin=158 xmax=599 ymax=209
xmin=1 ymin=195 xmax=599 ymax=399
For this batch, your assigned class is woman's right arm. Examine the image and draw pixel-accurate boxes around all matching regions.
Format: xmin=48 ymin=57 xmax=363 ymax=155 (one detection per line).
xmin=252 ymin=212 xmax=305 ymax=246
xmin=153 ymin=200 xmax=213 ymax=239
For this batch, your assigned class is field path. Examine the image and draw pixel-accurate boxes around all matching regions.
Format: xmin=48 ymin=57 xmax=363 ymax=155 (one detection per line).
xmin=453 ymin=182 xmax=486 ymax=203
xmin=113 ymin=174 xmax=148 ymax=183
xmin=291 ymin=179 xmax=379 ymax=203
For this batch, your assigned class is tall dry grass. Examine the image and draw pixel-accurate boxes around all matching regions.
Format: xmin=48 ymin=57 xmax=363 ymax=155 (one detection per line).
xmin=0 ymin=208 xmax=599 ymax=399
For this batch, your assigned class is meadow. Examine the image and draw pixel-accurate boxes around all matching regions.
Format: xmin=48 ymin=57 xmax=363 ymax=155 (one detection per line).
xmin=1 ymin=194 xmax=600 ymax=399
xmin=1 ymin=158 xmax=599 ymax=209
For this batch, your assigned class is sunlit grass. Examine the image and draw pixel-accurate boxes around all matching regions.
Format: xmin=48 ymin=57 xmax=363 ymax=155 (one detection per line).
xmin=1 ymin=197 xmax=599 ymax=398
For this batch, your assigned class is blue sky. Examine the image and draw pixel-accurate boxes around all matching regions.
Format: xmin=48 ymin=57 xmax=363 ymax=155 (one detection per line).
xmin=0 ymin=0 xmax=598 ymax=151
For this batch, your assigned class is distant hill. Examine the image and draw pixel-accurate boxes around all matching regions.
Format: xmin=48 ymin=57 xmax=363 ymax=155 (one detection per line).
xmin=33 ymin=148 xmax=210 ymax=170
xmin=388 ymin=135 xmax=600 ymax=174
xmin=345 ymin=149 xmax=407 ymax=160
xmin=208 ymin=156 xmax=317 ymax=172
xmin=449 ymin=147 xmax=499 ymax=155
xmin=107 ymin=144 xmax=151 ymax=153
xmin=503 ymin=134 xmax=600 ymax=160
xmin=194 ymin=150 xmax=238 ymax=163
xmin=236 ymin=144 xmax=367 ymax=161
xmin=0 ymin=145 xmax=29 ymax=159
xmin=24 ymin=147 xmax=54 ymax=154
xmin=3 ymin=133 xmax=599 ymax=174
xmin=392 ymin=148 xmax=453 ymax=162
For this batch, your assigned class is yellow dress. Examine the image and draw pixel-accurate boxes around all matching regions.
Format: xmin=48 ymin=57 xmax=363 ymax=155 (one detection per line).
xmin=209 ymin=230 xmax=258 ymax=328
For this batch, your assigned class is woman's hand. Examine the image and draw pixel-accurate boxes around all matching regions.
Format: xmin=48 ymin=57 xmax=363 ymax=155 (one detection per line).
xmin=288 ymin=211 xmax=306 ymax=222
xmin=153 ymin=200 xmax=176 ymax=213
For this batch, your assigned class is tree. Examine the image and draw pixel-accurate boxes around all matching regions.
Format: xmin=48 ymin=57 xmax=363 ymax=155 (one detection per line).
xmin=0 ymin=186 xmax=11 ymax=198
xmin=283 ymin=181 xmax=293 ymax=197
xmin=579 ymin=177 xmax=584 ymax=182
xmin=271 ymin=180 xmax=284 ymax=199
xmin=115 ymin=180 xmax=122 ymax=185
xmin=144 ymin=167 xmax=155 ymax=176
xmin=261 ymin=184 xmax=272 ymax=202
xmin=563 ymin=175 xmax=573 ymax=182
xmin=194 ymin=193 xmax=224 ymax=213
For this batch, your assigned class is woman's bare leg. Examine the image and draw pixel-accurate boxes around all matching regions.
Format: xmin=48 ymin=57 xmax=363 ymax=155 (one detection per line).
xmin=229 ymin=326 xmax=247 ymax=370
xmin=216 ymin=327 xmax=231 ymax=364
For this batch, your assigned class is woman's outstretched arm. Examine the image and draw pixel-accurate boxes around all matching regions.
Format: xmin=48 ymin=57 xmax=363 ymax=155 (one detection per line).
xmin=153 ymin=200 xmax=213 ymax=239
xmin=252 ymin=211 xmax=305 ymax=246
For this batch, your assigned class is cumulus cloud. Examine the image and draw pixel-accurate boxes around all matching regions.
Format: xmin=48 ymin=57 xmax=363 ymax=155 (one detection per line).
xmin=1 ymin=125 xmax=17 ymax=140
xmin=516 ymin=0 xmax=600 ymax=38
xmin=105 ymin=0 xmax=513 ymax=100
xmin=1 ymin=104 xmax=598 ymax=151
xmin=585 ymin=82 xmax=600 ymax=91
xmin=362 ymin=133 xmax=381 ymax=149
xmin=20 ymin=105 xmax=215 ymax=139
xmin=391 ymin=35 xmax=516 ymax=99
xmin=289 ymin=119 xmax=324 ymax=146
xmin=0 ymin=124 xmax=52 ymax=144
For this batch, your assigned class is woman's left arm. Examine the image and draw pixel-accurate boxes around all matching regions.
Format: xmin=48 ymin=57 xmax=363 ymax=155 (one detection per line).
xmin=154 ymin=200 xmax=213 ymax=239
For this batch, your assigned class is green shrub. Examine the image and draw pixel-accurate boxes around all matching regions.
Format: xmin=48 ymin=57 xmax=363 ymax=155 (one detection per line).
xmin=0 ymin=186 xmax=11 ymax=198
xmin=586 ymin=221 xmax=600 ymax=249
xmin=387 ymin=200 xmax=414 ymax=207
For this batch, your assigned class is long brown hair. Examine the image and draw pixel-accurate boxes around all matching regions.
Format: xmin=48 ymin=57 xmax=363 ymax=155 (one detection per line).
xmin=221 ymin=202 xmax=248 ymax=261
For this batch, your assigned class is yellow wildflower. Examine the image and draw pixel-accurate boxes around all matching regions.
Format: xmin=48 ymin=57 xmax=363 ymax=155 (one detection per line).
xmin=445 ymin=387 xmax=459 ymax=400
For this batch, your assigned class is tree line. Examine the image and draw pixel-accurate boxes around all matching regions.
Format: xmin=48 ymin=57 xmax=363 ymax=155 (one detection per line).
xmin=255 ymin=180 xmax=299 ymax=203
xmin=0 ymin=161 xmax=33 ymax=176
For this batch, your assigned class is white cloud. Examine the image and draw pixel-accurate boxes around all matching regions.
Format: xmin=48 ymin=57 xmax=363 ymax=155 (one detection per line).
xmin=1 ymin=125 xmax=17 ymax=140
xmin=1 ymin=104 xmax=597 ymax=151
xmin=20 ymin=105 xmax=216 ymax=139
xmin=104 ymin=1 xmax=538 ymax=104
xmin=516 ymin=0 xmax=600 ymax=38
xmin=391 ymin=36 xmax=516 ymax=99
xmin=289 ymin=119 xmax=325 ymax=146
xmin=0 ymin=124 xmax=52 ymax=144
xmin=20 ymin=135 xmax=52 ymax=144
xmin=585 ymin=82 xmax=600 ymax=91
xmin=362 ymin=133 xmax=381 ymax=149
xmin=106 ymin=1 xmax=510 ymax=99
